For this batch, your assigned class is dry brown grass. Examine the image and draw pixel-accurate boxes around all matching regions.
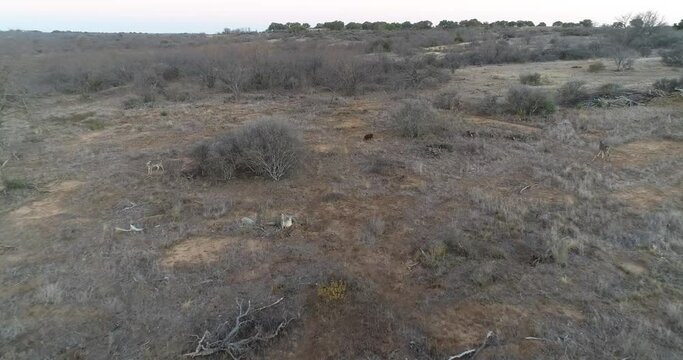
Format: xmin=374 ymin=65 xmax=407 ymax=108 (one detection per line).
xmin=1 ymin=29 xmax=682 ymax=360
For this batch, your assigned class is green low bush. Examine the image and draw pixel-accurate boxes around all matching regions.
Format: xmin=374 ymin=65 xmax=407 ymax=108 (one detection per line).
xmin=506 ymin=86 xmax=556 ymax=116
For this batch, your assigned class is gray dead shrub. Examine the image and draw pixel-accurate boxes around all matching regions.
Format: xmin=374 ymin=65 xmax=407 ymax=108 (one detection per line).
xmin=192 ymin=118 xmax=304 ymax=181
xmin=433 ymin=90 xmax=462 ymax=110
xmin=392 ymin=99 xmax=441 ymax=138
xmin=557 ymin=80 xmax=589 ymax=106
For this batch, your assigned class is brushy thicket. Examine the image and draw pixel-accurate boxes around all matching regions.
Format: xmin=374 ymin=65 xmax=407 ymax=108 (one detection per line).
xmin=506 ymin=86 xmax=556 ymax=116
xmin=653 ymin=77 xmax=683 ymax=93
xmin=3 ymin=20 xmax=679 ymax=101
xmin=391 ymin=99 xmax=442 ymax=137
xmin=192 ymin=118 xmax=304 ymax=181
xmin=432 ymin=89 xmax=461 ymax=110
xmin=556 ymin=81 xmax=590 ymax=106
xmin=661 ymin=47 xmax=683 ymax=67
xmin=594 ymin=83 xmax=625 ymax=98
xmin=16 ymin=39 xmax=451 ymax=99
xmin=0 ymin=24 xmax=646 ymax=98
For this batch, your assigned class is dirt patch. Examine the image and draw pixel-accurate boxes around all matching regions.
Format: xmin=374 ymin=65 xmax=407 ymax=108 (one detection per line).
xmin=48 ymin=180 xmax=83 ymax=193
xmin=617 ymin=262 xmax=648 ymax=276
xmin=313 ymin=143 xmax=346 ymax=155
xmin=424 ymin=303 xmax=525 ymax=350
xmin=9 ymin=180 xmax=84 ymax=223
xmin=161 ymin=236 xmax=265 ymax=268
xmin=333 ymin=116 xmax=364 ymax=131
xmin=25 ymin=305 xmax=104 ymax=323
xmin=613 ymin=185 xmax=682 ymax=210
xmin=467 ymin=116 xmax=542 ymax=135
xmin=161 ymin=236 xmax=236 ymax=267
xmin=0 ymin=279 xmax=39 ymax=301
xmin=424 ymin=301 xmax=584 ymax=356
xmin=611 ymin=139 xmax=683 ymax=167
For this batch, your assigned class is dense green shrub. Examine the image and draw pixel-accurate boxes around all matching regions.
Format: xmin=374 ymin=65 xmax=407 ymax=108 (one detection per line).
xmin=506 ymin=86 xmax=556 ymax=116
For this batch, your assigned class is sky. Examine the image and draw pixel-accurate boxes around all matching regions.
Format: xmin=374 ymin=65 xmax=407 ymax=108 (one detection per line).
xmin=1 ymin=0 xmax=680 ymax=33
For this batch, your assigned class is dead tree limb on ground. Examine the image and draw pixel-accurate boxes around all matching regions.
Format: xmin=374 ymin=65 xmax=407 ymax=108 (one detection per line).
xmin=184 ymin=297 xmax=293 ymax=358
xmin=524 ymin=336 xmax=548 ymax=341
xmin=447 ymin=331 xmax=494 ymax=359
xmin=114 ymin=224 xmax=143 ymax=233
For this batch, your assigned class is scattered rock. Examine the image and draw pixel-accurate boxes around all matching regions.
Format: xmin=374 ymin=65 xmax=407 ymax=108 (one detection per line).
xmin=617 ymin=262 xmax=647 ymax=276
xmin=240 ymin=217 xmax=256 ymax=227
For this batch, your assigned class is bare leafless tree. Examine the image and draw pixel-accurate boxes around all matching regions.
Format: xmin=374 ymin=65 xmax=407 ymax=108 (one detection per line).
xmin=611 ymin=44 xmax=636 ymax=71
xmin=218 ymin=63 xmax=249 ymax=97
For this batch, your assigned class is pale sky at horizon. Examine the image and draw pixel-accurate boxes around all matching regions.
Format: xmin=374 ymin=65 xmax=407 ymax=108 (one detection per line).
xmin=1 ymin=0 xmax=681 ymax=33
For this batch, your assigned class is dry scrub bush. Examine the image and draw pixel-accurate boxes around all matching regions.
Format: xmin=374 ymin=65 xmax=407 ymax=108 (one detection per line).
xmin=556 ymin=80 xmax=589 ymax=106
xmin=475 ymin=94 xmax=503 ymax=116
xmin=611 ymin=45 xmax=636 ymax=71
xmin=192 ymin=118 xmax=304 ymax=181
xmin=0 ymin=69 xmax=13 ymax=113
xmin=391 ymin=99 xmax=442 ymax=137
xmin=432 ymin=90 xmax=461 ymax=110
xmin=661 ymin=47 xmax=683 ymax=67
xmin=653 ymin=77 xmax=683 ymax=93
xmin=543 ymin=221 xmax=584 ymax=266
xmin=588 ymin=61 xmax=606 ymax=72
xmin=519 ymin=72 xmax=542 ymax=85
xmin=360 ymin=215 xmax=385 ymax=245
xmin=545 ymin=119 xmax=585 ymax=146
xmin=317 ymin=280 xmax=347 ymax=302
xmin=506 ymin=86 xmax=555 ymax=116
xmin=595 ymin=83 xmax=625 ymax=98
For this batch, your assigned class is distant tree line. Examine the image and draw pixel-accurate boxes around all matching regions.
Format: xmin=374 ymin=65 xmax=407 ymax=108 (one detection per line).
xmin=266 ymin=22 xmax=311 ymax=33
xmin=264 ymin=19 xmax=603 ymax=32
xmin=552 ymin=20 xmax=594 ymax=28
xmin=263 ymin=15 xmax=683 ymax=34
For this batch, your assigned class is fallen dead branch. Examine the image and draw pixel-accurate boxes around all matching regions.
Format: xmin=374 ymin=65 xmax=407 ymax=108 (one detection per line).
xmin=447 ymin=331 xmax=494 ymax=359
xmin=0 ymin=245 xmax=17 ymax=254
xmin=519 ymin=183 xmax=537 ymax=194
xmin=448 ymin=349 xmax=476 ymax=359
xmin=524 ymin=336 xmax=549 ymax=341
xmin=184 ymin=297 xmax=294 ymax=358
xmin=114 ymin=224 xmax=143 ymax=233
